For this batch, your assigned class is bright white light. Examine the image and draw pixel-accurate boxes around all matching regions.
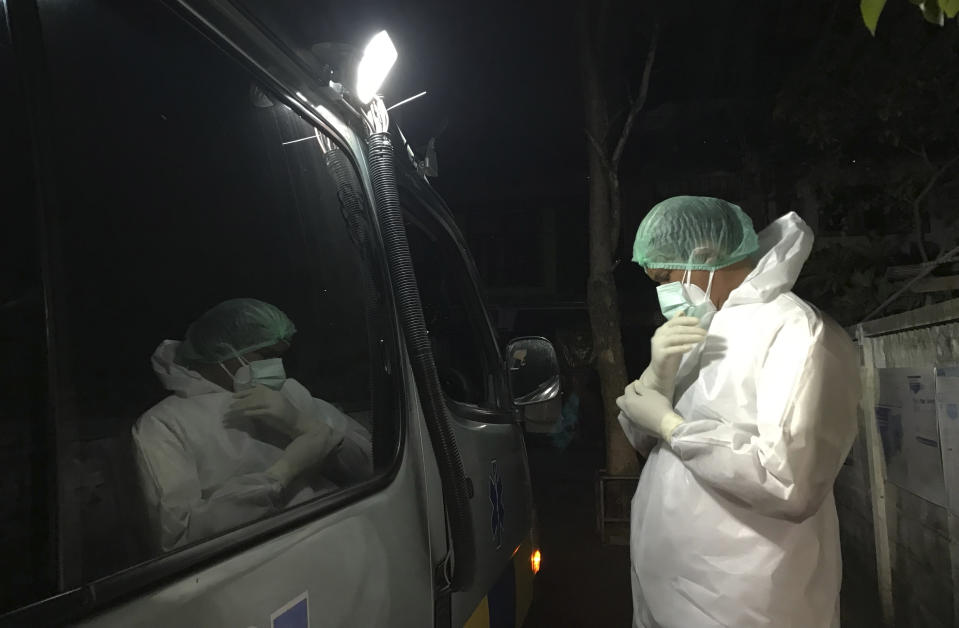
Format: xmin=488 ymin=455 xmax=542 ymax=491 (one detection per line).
xmin=356 ymin=31 xmax=397 ymax=104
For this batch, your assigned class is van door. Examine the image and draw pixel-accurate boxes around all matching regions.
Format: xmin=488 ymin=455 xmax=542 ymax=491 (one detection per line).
xmin=400 ymin=187 xmax=535 ymax=626
xmin=1 ymin=1 xmax=440 ymax=625
xmin=0 ymin=0 xmax=53 ymax=615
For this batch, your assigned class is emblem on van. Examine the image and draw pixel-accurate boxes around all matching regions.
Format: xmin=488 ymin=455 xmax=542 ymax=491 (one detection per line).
xmin=489 ymin=459 xmax=505 ymax=548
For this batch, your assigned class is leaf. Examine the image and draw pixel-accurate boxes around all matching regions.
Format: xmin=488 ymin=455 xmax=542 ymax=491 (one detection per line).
xmin=940 ymin=0 xmax=959 ymax=18
xmin=922 ymin=2 xmax=946 ymax=24
xmin=861 ymin=0 xmax=888 ymax=35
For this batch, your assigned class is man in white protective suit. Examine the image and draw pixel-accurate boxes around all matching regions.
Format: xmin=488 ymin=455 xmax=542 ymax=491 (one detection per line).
xmin=133 ymin=298 xmax=372 ymax=552
xmin=616 ymin=196 xmax=860 ymax=628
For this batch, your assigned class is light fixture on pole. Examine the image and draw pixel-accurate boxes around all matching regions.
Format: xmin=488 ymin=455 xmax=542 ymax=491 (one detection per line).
xmin=356 ymin=31 xmax=397 ymax=104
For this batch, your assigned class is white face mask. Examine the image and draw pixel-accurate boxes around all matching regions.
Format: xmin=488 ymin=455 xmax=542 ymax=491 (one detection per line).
xmin=655 ymin=269 xmax=717 ymax=328
xmin=221 ymin=356 xmax=287 ymax=391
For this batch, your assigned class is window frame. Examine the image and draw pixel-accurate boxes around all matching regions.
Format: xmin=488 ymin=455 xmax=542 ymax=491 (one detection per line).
xmin=1 ymin=0 xmax=409 ymax=623
xmin=0 ymin=0 xmax=58 ymax=616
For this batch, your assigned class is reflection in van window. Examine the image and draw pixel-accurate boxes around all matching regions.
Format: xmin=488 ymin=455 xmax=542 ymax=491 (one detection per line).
xmin=132 ymin=299 xmax=373 ymax=552
xmin=35 ymin=0 xmax=395 ymax=584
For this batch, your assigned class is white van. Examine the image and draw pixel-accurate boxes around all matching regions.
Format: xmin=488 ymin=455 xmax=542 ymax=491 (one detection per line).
xmin=0 ymin=1 xmax=558 ymax=626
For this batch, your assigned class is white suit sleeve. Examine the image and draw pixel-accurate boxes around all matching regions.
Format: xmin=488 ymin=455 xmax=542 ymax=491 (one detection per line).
xmin=309 ymin=398 xmax=374 ymax=483
xmin=667 ymin=316 xmax=860 ymax=521
xmin=281 ymin=379 xmax=373 ymax=483
xmin=132 ymin=419 xmax=283 ymax=552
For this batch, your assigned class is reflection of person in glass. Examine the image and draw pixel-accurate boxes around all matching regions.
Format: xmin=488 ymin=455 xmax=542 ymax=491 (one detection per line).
xmin=132 ymin=298 xmax=372 ymax=552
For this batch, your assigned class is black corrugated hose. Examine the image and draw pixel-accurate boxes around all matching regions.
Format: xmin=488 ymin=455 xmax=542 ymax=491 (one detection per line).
xmin=366 ymin=130 xmax=476 ymax=591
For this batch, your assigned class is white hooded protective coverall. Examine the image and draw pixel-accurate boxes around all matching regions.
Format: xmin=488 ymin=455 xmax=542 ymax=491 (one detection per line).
xmin=133 ymin=340 xmax=373 ymax=552
xmin=618 ymin=212 xmax=860 ymax=628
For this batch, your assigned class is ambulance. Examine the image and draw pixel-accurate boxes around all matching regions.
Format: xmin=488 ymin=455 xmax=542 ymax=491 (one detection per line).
xmin=0 ymin=1 xmax=558 ymax=625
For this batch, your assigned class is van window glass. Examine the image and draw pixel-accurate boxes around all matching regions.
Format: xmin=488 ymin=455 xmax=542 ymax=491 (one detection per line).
xmin=0 ymin=2 xmax=53 ymax=614
xmin=405 ymin=211 xmax=498 ymax=408
xmin=36 ymin=0 xmax=395 ymax=585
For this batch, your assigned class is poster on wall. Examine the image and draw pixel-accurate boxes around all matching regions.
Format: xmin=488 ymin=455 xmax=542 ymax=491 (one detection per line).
xmin=876 ymin=368 xmax=946 ymax=507
xmin=935 ymin=367 xmax=959 ymax=517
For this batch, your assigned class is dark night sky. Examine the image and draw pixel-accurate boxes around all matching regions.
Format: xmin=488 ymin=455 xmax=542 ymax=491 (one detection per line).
xmin=240 ymin=1 xmax=838 ymax=204
xmin=240 ymin=0 xmax=951 ymax=327
xmin=246 ymin=1 xmax=842 ymax=201
xmin=242 ymin=1 xmax=593 ymax=205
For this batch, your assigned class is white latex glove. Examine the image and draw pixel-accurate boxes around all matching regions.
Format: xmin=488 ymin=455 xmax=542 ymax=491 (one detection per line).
xmin=225 ymin=385 xmax=312 ymax=438
xmin=641 ymin=314 xmax=707 ymax=397
xmin=266 ymin=427 xmax=342 ymax=487
xmin=616 ymin=382 xmax=684 ymax=441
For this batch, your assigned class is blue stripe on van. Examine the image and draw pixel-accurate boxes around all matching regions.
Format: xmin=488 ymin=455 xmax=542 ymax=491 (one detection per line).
xmin=487 ymin=559 xmax=517 ymax=628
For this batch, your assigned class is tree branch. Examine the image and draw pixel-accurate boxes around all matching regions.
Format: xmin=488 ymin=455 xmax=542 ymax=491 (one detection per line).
xmin=604 ymin=22 xmax=659 ymax=253
xmin=611 ymin=23 xmax=659 ymax=170
xmin=609 ymin=171 xmax=623 ymax=252
xmin=912 ymin=154 xmax=959 ymax=262
xmin=917 ymin=155 xmax=958 ymax=204
xmin=585 ymin=130 xmax=613 ymax=173
xmin=604 ymin=107 xmax=629 ymax=142
xmin=903 ymin=144 xmax=930 ymax=164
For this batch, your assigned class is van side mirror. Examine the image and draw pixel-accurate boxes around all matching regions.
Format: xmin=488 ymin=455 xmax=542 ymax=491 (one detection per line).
xmin=506 ymin=337 xmax=560 ymax=406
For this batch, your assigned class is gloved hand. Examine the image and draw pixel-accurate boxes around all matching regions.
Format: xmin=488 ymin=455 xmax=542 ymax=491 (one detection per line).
xmin=226 ymin=385 xmax=312 ymax=438
xmin=616 ymin=382 xmax=684 ymax=441
xmin=641 ymin=314 xmax=707 ymax=397
xmin=266 ymin=425 xmax=342 ymax=487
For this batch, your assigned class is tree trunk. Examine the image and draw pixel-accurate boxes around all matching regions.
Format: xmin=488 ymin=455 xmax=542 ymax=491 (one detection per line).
xmin=588 ymin=265 xmax=635 ymax=476
xmin=579 ymin=7 xmax=638 ymax=478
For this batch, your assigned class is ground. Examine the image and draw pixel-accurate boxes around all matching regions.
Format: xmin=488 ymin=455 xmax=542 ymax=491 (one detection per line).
xmin=524 ymin=441 xmax=633 ymax=628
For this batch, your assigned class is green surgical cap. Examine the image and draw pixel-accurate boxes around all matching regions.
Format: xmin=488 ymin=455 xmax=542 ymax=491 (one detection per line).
xmin=176 ymin=298 xmax=296 ymax=365
xmin=632 ymin=196 xmax=759 ymax=271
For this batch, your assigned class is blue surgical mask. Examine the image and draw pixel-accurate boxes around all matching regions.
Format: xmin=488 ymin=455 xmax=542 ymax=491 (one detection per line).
xmin=221 ymin=356 xmax=287 ymax=391
xmin=655 ymin=270 xmax=717 ymax=328
xmin=656 ymin=282 xmax=692 ymax=321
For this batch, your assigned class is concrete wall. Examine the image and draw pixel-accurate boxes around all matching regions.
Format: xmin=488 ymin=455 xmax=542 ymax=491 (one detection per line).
xmin=839 ymin=299 xmax=959 ymax=627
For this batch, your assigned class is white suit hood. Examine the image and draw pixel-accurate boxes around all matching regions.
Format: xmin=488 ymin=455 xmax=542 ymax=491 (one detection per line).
xmin=151 ymin=340 xmax=225 ymax=397
xmin=622 ymin=212 xmax=859 ymax=628
xmin=724 ymin=211 xmax=813 ymax=308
